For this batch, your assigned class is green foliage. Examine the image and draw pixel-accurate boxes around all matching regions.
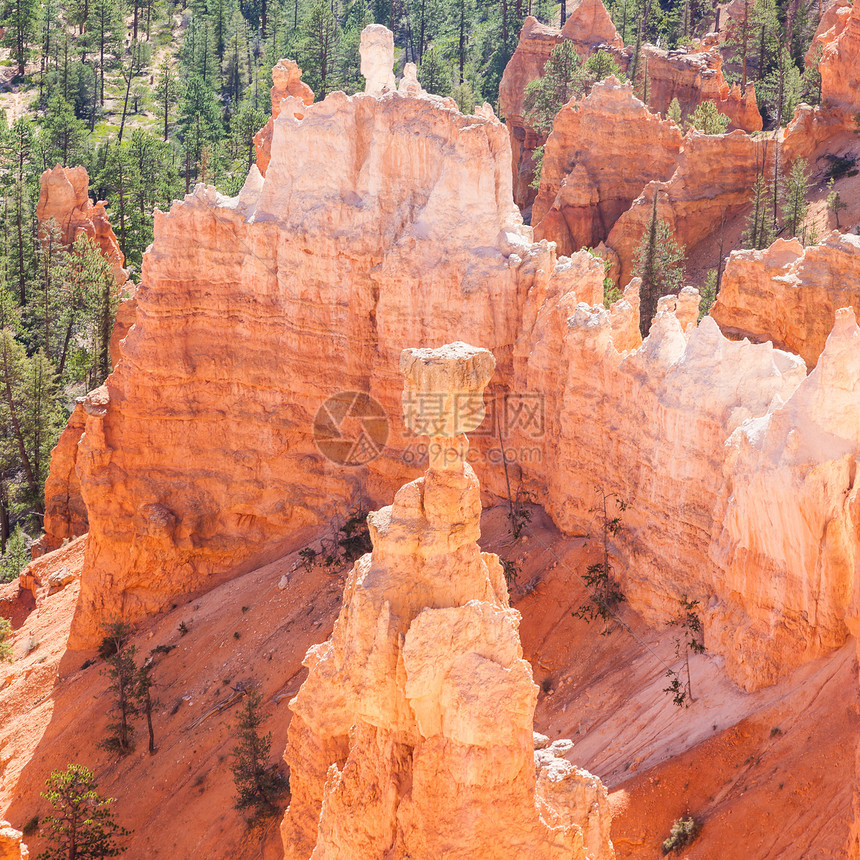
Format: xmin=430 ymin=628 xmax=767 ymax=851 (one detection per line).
xmin=0 ymin=616 xmax=12 ymax=662
xmin=523 ymin=41 xmax=584 ymax=135
xmin=826 ymin=178 xmax=847 ymax=228
xmin=687 ymin=100 xmax=730 ymax=134
xmin=39 ymin=764 xmax=130 ymax=859
xmin=583 ymin=49 xmax=623 ymax=83
xmin=572 ymin=487 xmax=627 ymax=633
xmin=633 ymin=196 xmax=685 ymax=337
xmin=0 ymin=525 xmax=29 ymax=582
xmin=664 ymin=595 xmax=704 ymax=707
xmin=529 ymin=144 xmax=545 ymax=191
xmin=100 ymin=627 xmax=139 ymax=754
xmin=666 ymin=96 xmax=682 ymax=126
xmin=662 ymin=816 xmax=701 ymax=853
xmin=780 ymin=157 xmax=810 ymax=239
xmin=231 ymin=688 xmax=287 ymax=820
xmin=699 ymin=270 xmax=718 ymax=319
xmin=742 ymin=172 xmax=775 ymax=249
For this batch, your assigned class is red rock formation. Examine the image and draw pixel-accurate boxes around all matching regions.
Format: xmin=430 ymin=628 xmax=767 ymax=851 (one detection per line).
xmin=640 ymin=46 xmax=762 ymax=132
xmin=820 ymin=0 xmax=860 ymax=113
xmin=39 ymin=401 xmax=88 ymax=556
xmin=37 ymin=165 xmax=129 ymax=289
xmin=508 ymin=288 xmax=860 ymax=689
xmin=252 ymin=59 xmax=315 ymax=176
xmin=281 ymin=342 xmax=614 ymax=860
xmin=66 ymin=27 xmax=860 ymax=698
xmin=500 ymin=0 xmax=624 ymax=211
xmin=711 ymin=232 xmax=860 ymax=367
xmin=805 ymin=0 xmax=852 ymax=66
xmin=33 ymin=167 xmax=133 ymax=558
xmin=532 ymin=78 xmax=683 ymax=255
xmin=67 ymin=80 xmax=573 ymax=649
xmin=605 ymin=129 xmax=772 ymax=288
xmin=499 ymin=7 xmax=761 ymax=210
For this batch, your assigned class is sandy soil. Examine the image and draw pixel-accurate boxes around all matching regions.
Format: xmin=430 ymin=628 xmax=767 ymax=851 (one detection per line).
xmin=0 ymin=507 xmax=856 ymax=859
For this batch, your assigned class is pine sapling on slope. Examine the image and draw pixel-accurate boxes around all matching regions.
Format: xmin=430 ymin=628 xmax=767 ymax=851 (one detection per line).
xmin=39 ymin=764 xmax=130 ymax=860
xmin=231 ymin=688 xmax=287 ymax=820
xmin=663 ymin=595 xmax=705 ymax=707
xmin=100 ymin=623 xmax=139 ymax=754
xmin=742 ymin=172 xmax=775 ymax=249
xmin=781 ymin=157 xmax=811 ymax=240
xmin=572 ymin=486 xmax=627 ymax=634
xmin=135 ymin=656 xmax=158 ymax=755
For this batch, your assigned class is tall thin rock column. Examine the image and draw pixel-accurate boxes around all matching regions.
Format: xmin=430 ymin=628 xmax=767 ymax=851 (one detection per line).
xmin=281 ymin=341 xmax=613 ymax=860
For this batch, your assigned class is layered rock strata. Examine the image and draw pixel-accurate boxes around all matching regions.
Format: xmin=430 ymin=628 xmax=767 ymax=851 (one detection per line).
xmin=604 ymin=129 xmax=773 ymax=288
xmin=820 ymin=0 xmax=860 ymax=114
xmin=712 ymin=232 xmax=860 ymax=367
xmin=532 ymin=78 xmax=683 ymax=255
xmin=62 ymin=26 xmax=860 ymax=698
xmin=280 ymin=342 xmax=613 ymax=860
xmin=499 ymin=0 xmax=761 ymax=209
xmin=67 ymin=37 xmax=569 ymax=648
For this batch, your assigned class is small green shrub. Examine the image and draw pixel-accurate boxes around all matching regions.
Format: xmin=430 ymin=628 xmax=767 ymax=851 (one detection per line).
xmin=0 ymin=617 xmax=12 ymax=662
xmin=0 ymin=527 xmax=30 ymax=583
xmin=662 ymin=816 xmax=701 ymax=854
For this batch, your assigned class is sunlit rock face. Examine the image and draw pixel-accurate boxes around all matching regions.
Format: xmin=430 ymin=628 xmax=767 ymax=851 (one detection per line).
xmin=532 ymin=78 xmax=683 ymax=255
xmin=499 ymin=0 xmax=761 ymax=211
xmin=66 ymin=29 xmax=580 ymax=648
xmin=820 ymin=0 xmax=860 ymax=114
xmin=60 ymin=26 xmax=860 ymax=704
xmin=712 ymin=233 xmax=860 ymax=368
xmin=280 ymin=342 xmax=614 ymax=860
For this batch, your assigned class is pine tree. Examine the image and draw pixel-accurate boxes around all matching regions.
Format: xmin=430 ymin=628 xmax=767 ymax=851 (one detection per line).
xmin=667 ymin=96 xmax=682 ymax=126
xmin=39 ymin=764 xmax=130 ymax=859
xmin=300 ymin=0 xmax=341 ymax=99
xmin=522 ymin=40 xmax=584 ymax=134
xmin=1 ymin=0 xmax=38 ymax=76
xmin=781 ymin=157 xmax=810 ymax=239
xmin=178 ymin=74 xmax=224 ymax=185
xmin=135 ymin=657 xmax=158 ymax=755
xmin=687 ymin=100 xmax=730 ymax=134
xmin=633 ymin=195 xmax=685 ymax=337
xmin=742 ymin=172 xmax=774 ymax=249
xmin=101 ymin=635 xmax=140 ymax=754
xmin=231 ymin=688 xmax=286 ymax=820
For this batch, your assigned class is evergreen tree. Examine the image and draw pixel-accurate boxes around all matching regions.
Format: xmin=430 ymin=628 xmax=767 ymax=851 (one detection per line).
xmin=101 ymin=635 xmax=140 ymax=753
xmin=39 ymin=764 xmax=130 ymax=860
xmin=300 ymin=0 xmax=341 ymax=99
xmin=687 ymin=100 xmax=730 ymax=134
xmin=667 ymin=96 xmax=682 ymax=126
xmin=135 ymin=657 xmax=158 ymax=754
xmin=523 ymin=41 xmax=584 ymax=135
xmin=177 ymin=74 xmax=224 ymax=187
xmin=781 ymin=156 xmax=810 ymax=239
xmin=742 ymin=171 xmax=774 ymax=249
xmin=633 ymin=195 xmax=685 ymax=337
xmin=231 ymin=688 xmax=286 ymax=820
xmin=1 ymin=0 xmax=38 ymax=76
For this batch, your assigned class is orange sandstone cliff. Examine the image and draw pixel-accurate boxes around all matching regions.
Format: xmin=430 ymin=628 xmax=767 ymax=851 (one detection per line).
xmin=281 ymin=341 xmax=614 ymax=860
